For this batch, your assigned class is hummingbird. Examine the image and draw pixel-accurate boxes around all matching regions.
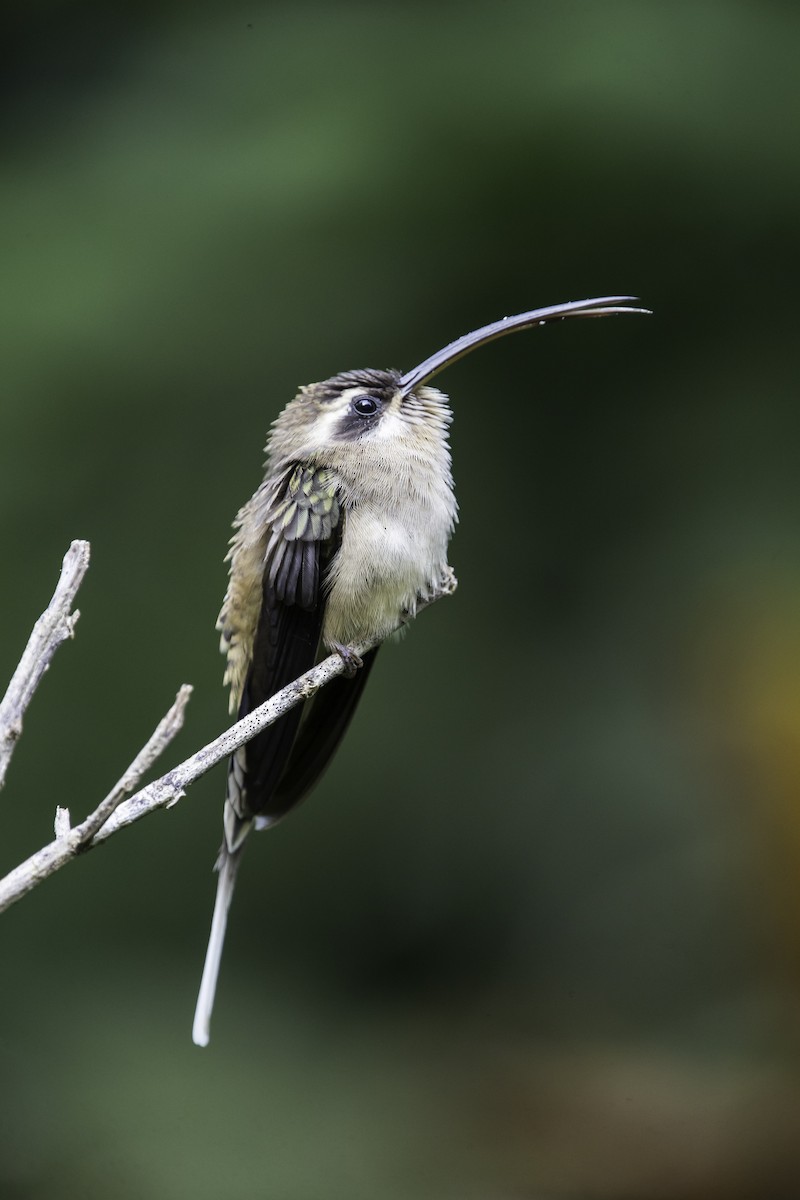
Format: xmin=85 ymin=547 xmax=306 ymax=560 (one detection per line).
xmin=192 ymin=296 xmax=648 ymax=1045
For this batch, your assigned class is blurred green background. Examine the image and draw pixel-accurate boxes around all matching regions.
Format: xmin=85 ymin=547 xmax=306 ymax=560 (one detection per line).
xmin=3 ymin=2 xmax=800 ymax=1197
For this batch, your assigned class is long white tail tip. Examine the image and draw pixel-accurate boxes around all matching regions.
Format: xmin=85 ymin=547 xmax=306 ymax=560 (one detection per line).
xmin=192 ymin=850 xmax=240 ymax=1047
xmin=192 ymin=1023 xmax=210 ymax=1049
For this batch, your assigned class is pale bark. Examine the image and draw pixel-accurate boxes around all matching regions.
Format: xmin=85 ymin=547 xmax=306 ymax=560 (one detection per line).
xmin=0 ymin=544 xmax=455 ymax=915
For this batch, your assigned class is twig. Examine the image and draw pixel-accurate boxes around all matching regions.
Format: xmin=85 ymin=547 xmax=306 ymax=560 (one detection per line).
xmin=0 ymin=685 xmax=193 ymax=913
xmin=0 ymin=540 xmax=90 ymax=790
xmin=65 ymin=683 xmax=194 ymax=847
xmin=0 ymin=574 xmax=456 ymax=916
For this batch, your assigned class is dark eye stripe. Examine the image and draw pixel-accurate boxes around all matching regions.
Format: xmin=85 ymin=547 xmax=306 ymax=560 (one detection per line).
xmin=335 ymin=397 xmax=384 ymax=441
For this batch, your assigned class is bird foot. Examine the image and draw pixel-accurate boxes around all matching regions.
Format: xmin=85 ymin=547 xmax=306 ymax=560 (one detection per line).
xmin=433 ymin=565 xmax=458 ymax=598
xmin=331 ymin=641 xmax=364 ymax=678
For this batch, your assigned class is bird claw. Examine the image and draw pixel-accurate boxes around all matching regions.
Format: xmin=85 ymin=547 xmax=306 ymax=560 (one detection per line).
xmin=331 ymin=642 xmax=364 ymax=678
xmin=434 ymin=565 xmax=458 ymax=598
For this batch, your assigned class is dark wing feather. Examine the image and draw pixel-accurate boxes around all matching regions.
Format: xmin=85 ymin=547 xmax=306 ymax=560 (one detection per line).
xmin=236 ymin=577 xmax=326 ymax=811
xmin=266 ymin=647 xmax=380 ymax=821
xmin=226 ymin=463 xmax=340 ymax=825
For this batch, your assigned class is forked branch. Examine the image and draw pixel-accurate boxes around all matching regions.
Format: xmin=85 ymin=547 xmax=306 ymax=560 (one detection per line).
xmin=0 ymin=545 xmax=455 ymax=915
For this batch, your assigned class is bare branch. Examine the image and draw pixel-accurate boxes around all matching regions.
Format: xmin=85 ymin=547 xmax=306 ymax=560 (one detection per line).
xmin=54 ymin=807 xmax=71 ymax=838
xmin=96 ymin=571 xmax=456 ymax=844
xmin=70 ymin=683 xmax=194 ymax=847
xmin=0 ymin=540 xmax=90 ymax=790
xmin=0 ymin=685 xmax=193 ymax=913
xmin=0 ymin=572 xmax=456 ymax=916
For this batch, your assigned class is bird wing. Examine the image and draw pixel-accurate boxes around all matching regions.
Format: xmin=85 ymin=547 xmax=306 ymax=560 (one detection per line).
xmin=268 ymin=645 xmax=380 ymax=820
xmin=218 ymin=462 xmax=341 ymax=833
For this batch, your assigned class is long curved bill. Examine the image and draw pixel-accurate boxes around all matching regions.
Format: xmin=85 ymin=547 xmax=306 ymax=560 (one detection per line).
xmin=399 ymin=296 xmax=650 ymax=396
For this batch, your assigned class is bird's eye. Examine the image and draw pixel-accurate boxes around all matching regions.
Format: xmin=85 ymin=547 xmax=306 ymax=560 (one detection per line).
xmin=352 ymin=395 xmax=379 ymax=416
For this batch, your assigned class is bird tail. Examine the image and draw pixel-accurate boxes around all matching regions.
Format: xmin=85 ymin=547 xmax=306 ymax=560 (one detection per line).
xmin=192 ymin=806 xmax=250 ymax=1047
